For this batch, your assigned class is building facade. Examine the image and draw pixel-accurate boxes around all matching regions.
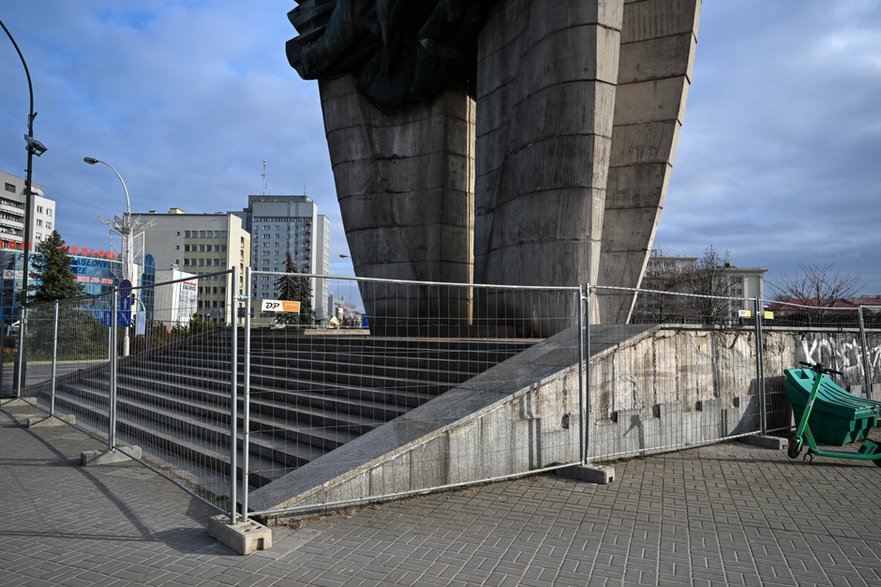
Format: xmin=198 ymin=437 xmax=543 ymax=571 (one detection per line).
xmin=1 ymin=170 xmax=56 ymax=247
xmin=138 ymin=209 xmax=250 ymax=323
xmin=0 ymin=243 xmax=122 ymax=328
xmin=237 ymin=195 xmax=330 ymax=321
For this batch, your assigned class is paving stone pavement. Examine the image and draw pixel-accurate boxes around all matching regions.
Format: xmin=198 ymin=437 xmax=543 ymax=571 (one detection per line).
xmin=2 ymin=402 xmax=880 ymax=587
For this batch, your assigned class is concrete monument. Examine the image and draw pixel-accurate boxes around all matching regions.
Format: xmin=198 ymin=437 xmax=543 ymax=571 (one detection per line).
xmin=286 ymin=0 xmax=701 ymax=333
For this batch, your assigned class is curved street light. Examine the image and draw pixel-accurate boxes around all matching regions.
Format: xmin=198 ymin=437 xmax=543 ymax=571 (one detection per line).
xmin=2 ymin=18 xmax=46 ymax=396
xmin=83 ymin=157 xmax=134 ymax=356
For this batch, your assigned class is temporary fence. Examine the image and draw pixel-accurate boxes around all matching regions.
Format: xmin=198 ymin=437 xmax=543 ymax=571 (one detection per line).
xmin=242 ymin=270 xmax=586 ymax=519
xmin=15 ymin=269 xmax=240 ymax=518
xmin=8 ymin=270 xmax=881 ymax=523
xmin=589 ymin=285 xmax=764 ymax=461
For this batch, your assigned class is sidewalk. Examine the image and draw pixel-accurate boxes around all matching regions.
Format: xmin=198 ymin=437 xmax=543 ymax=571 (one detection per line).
xmin=1 ymin=401 xmax=880 ymax=587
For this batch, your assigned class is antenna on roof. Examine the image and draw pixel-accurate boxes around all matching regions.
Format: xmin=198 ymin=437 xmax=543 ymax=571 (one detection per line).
xmin=303 ymin=184 xmax=306 ymax=196
xmin=261 ymin=160 xmax=268 ymax=195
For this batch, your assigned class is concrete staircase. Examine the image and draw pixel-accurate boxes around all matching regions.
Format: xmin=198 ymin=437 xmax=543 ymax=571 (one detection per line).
xmin=41 ymin=328 xmax=537 ymax=492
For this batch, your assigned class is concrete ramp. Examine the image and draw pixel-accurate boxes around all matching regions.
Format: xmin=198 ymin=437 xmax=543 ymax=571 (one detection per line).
xmin=249 ymin=323 xmax=657 ymax=516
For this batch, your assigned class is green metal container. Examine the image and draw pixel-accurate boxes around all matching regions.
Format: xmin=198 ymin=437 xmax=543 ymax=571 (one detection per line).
xmin=784 ymin=368 xmax=880 ymax=446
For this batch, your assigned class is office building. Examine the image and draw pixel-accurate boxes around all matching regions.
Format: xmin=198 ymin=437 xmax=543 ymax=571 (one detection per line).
xmin=139 ymin=209 xmax=250 ymax=323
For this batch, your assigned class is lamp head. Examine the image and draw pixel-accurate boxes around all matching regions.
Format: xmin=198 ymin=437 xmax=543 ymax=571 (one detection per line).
xmin=83 ymin=156 xmax=99 ymax=165
xmin=24 ymin=134 xmax=47 ymax=156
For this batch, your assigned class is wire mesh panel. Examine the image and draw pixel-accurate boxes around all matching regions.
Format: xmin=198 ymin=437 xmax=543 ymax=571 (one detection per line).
xmin=762 ymin=300 xmax=870 ymax=431
xmin=244 ymin=272 xmax=584 ymax=515
xmin=864 ymin=305 xmax=881 ymax=397
xmin=104 ymin=271 xmax=238 ymax=512
xmin=20 ymin=294 xmax=112 ymax=432
xmin=589 ymin=285 xmax=760 ymax=461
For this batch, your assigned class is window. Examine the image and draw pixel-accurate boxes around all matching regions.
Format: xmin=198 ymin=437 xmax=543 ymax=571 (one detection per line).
xmin=4 ymin=183 xmax=14 ymax=193
xmin=36 ymin=219 xmax=43 ymax=227
xmin=185 ymin=230 xmax=191 ymax=238
xmin=37 ymin=205 xmax=43 ymax=213
xmin=46 ymin=222 xmax=52 ymax=230
xmin=199 ymin=230 xmax=206 ymax=238
xmin=47 ymin=208 xmax=53 ymax=217
xmin=184 ymin=245 xmax=190 ymax=252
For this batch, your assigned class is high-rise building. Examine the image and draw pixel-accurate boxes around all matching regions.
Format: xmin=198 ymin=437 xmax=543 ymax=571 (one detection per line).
xmin=237 ymin=195 xmax=330 ymax=321
xmin=1 ymin=170 xmax=56 ymax=246
xmin=138 ymin=208 xmax=250 ymax=323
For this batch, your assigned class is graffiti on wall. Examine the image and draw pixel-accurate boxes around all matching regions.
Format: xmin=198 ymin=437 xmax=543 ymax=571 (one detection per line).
xmin=801 ymin=335 xmax=881 ymax=383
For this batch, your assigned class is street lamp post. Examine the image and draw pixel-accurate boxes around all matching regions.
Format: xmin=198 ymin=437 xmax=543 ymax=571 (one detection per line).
xmin=83 ymin=157 xmax=133 ymax=357
xmin=2 ymin=18 xmax=47 ymax=396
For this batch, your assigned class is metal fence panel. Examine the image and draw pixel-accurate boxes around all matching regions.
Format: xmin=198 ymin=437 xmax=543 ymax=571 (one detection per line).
xmin=589 ymin=285 xmax=762 ymax=461
xmin=15 ymin=271 xmax=238 ymax=514
xmin=761 ymin=299 xmax=872 ymax=432
xmin=20 ymin=293 xmax=113 ymax=436
xmin=244 ymin=272 xmax=583 ymax=515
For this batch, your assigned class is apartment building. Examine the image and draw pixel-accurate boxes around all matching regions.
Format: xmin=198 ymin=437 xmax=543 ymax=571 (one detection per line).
xmin=236 ymin=195 xmax=330 ymax=320
xmin=1 ymin=170 xmax=56 ymax=247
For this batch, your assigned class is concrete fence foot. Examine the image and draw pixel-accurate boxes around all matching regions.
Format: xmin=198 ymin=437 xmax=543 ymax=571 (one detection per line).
xmin=28 ymin=414 xmax=75 ymax=428
xmin=556 ymin=464 xmax=615 ymax=484
xmin=740 ymin=435 xmax=788 ymax=450
xmin=81 ymin=446 xmax=142 ymax=466
xmin=208 ymin=515 xmax=272 ymax=555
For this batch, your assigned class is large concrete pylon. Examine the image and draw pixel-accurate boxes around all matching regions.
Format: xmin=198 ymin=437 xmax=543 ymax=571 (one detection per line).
xmin=290 ymin=0 xmax=701 ymax=334
xmin=595 ymin=0 xmax=702 ymax=324
xmin=318 ymin=77 xmax=476 ymax=331
xmin=473 ymin=1 xmax=623 ymax=336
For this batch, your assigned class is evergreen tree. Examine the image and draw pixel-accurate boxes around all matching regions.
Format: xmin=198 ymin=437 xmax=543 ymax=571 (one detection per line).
xmin=275 ymin=251 xmax=314 ymax=325
xmin=29 ymin=231 xmax=84 ymax=303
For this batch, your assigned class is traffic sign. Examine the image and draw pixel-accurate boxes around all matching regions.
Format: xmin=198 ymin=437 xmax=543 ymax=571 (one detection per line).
xmin=119 ymin=279 xmax=132 ymax=298
xmin=102 ymin=310 xmax=132 ymax=328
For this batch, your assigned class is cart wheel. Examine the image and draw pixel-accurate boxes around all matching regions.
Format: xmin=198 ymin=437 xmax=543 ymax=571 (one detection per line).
xmin=787 ymin=437 xmax=803 ymax=460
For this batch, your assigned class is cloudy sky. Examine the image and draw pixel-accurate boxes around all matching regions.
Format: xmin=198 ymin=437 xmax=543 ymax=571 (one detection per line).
xmin=1 ymin=1 xmax=880 ymax=293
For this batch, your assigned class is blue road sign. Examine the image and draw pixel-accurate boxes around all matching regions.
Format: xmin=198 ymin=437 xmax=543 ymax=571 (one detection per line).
xmin=102 ymin=310 xmax=132 ymax=328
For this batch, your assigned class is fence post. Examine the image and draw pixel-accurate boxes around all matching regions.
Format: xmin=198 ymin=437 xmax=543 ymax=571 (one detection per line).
xmin=858 ymin=306 xmax=872 ymax=398
xmin=242 ymin=268 xmax=252 ymax=522
xmin=229 ymin=267 xmax=239 ymax=524
xmin=579 ymin=285 xmax=591 ymax=465
xmin=109 ymin=290 xmax=119 ymax=449
xmin=50 ymin=301 xmax=59 ymax=417
xmin=752 ymin=297 xmax=766 ymax=435
xmin=15 ymin=306 xmax=27 ymax=397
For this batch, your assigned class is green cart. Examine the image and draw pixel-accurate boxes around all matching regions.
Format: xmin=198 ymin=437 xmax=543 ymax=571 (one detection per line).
xmin=785 ymin=362 xmax=881 ymax=465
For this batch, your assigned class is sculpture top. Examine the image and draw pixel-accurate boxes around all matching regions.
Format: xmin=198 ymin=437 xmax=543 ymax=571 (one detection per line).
xmin=286 ymin=0 xmax=496 ymax=112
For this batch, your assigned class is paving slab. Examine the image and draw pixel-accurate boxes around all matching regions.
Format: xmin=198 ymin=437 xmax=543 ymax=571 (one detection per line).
xmin=2 ymin=403 xmax=881 ymax=586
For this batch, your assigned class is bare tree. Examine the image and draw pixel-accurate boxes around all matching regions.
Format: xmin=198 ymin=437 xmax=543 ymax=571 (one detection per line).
xmin=770 ymin=262 xmax=862 ymax=323
xmin=683 ymin=246 xmax=735 ymax=323
xmin=771 ymin=262 xmax=862 ymax=304
xmin=632 ymin=246 xmax=736 ymax=324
